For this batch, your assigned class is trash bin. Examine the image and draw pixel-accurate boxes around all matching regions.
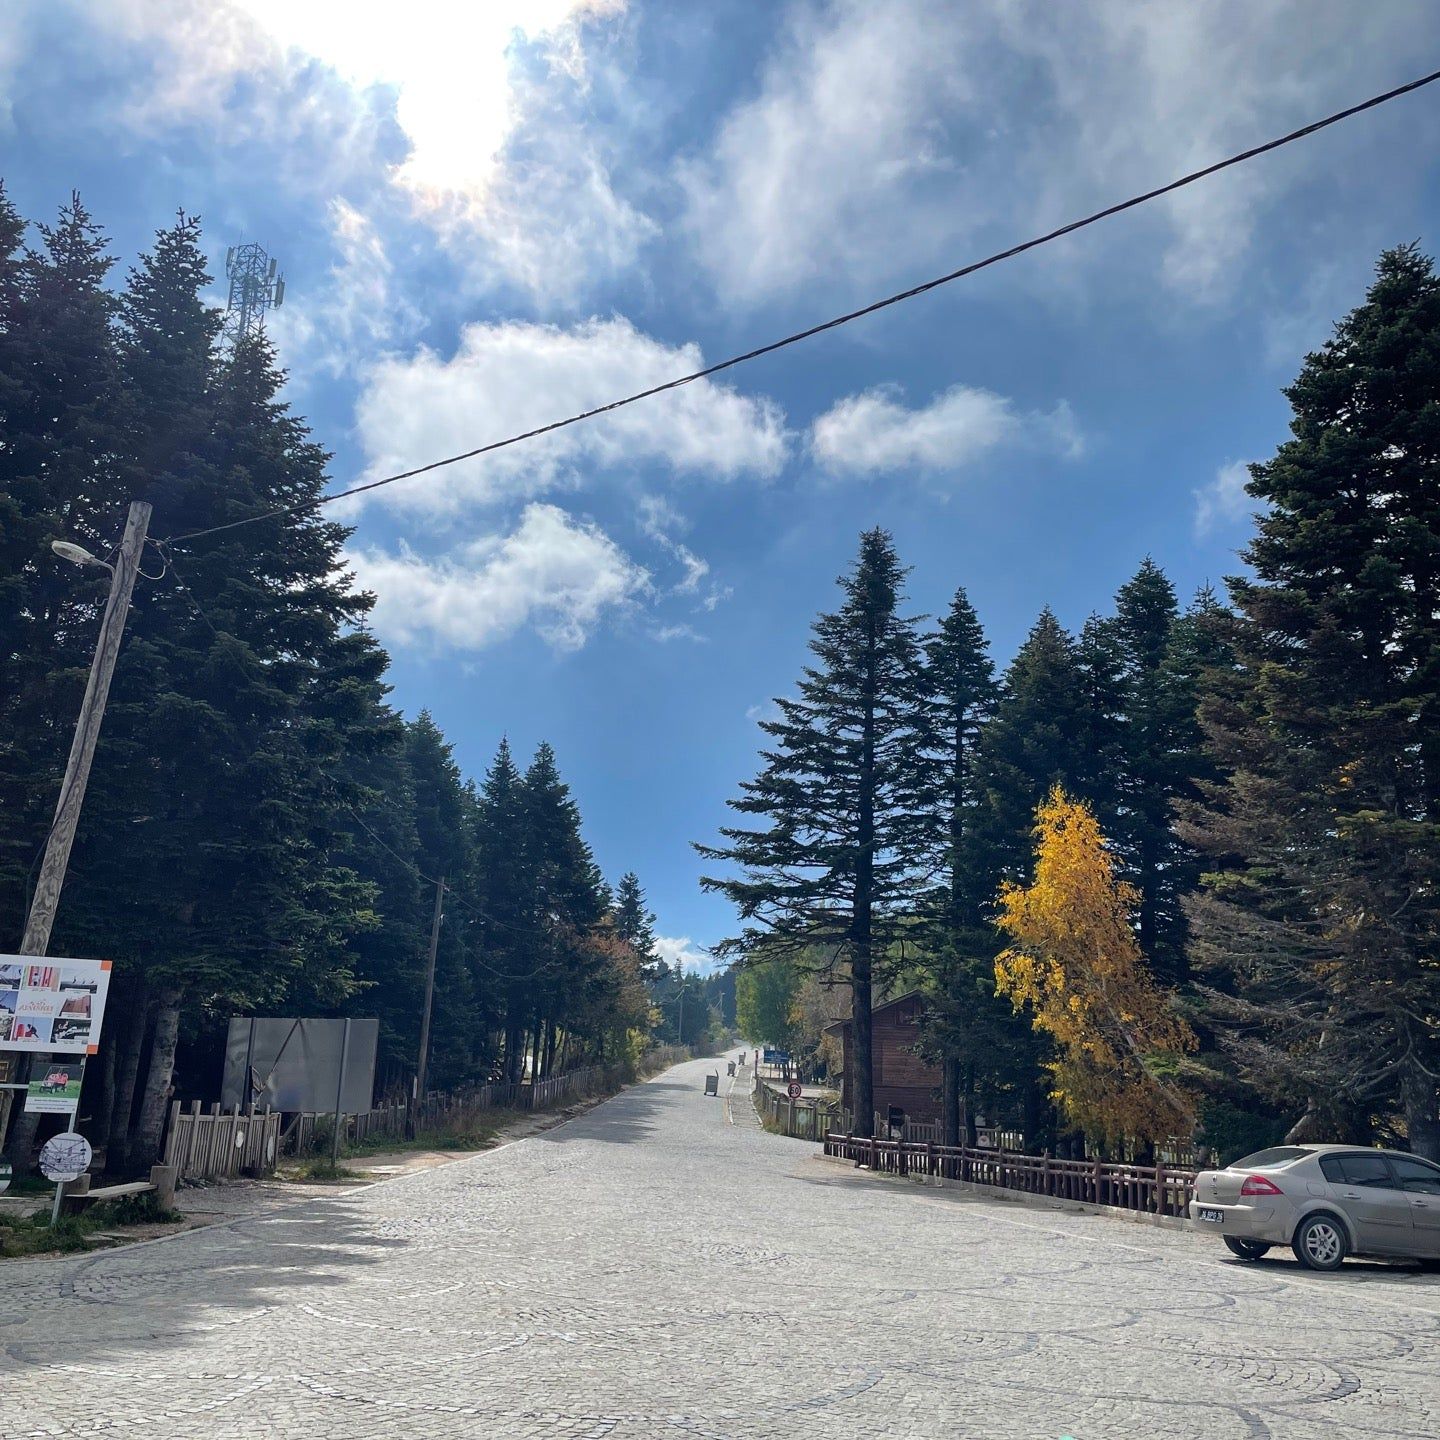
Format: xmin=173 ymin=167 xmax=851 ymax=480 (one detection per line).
xmin=704 ymin=1073 xmax=719 ymax=1096
xmin=727 ymin=1061 xmax=736 ymax=1076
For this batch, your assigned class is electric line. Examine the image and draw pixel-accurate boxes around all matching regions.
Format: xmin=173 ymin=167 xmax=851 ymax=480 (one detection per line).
xmin=163 ymin=65 xmax=1440 ymax=549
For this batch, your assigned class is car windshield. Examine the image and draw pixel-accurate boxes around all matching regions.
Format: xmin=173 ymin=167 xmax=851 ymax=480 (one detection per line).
xmin=1232 ymin=1146 xmax=1314 ymax=1169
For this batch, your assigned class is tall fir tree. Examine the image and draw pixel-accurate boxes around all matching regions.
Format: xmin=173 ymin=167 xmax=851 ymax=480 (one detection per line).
xmin=614 ymin=871 xmax=661 ymax=981
xmin=1181 ymin=245 xmax=1440 ymax=1158
xmin=699 ymin=529 xmax=934 ymax=1137
xmin=918 ymin=587 xmax=999 ymax=1144
xmin=1106 ymin=559 xmax=1205 ymax=985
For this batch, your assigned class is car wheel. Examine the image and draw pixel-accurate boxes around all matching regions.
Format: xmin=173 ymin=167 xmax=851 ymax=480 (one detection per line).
xmin=1292 ymin=1213 xmax=1348 ymax=1272
xmin=1223 ymin=1237 xmax=1270 ymax=1261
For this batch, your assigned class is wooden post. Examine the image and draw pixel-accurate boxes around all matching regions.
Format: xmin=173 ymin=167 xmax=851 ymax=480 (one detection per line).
xmin=1042 ymin=1150 xmax=1052 ymax=1199
xmin=408 ymin=876 xmax=445 ymax=1140
xmin=10 ymin=501 xmax=152 ymax=1177
xmin=1154 ymin=1161 xmax=1167 ymax=1216
xmin=1093 ymin=1155 xmax=1103 ymax=1206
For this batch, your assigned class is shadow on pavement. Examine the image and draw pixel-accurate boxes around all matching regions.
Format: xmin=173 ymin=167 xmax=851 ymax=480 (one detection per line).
xmin=0 ymin=1191 xmax=404 ymax=1373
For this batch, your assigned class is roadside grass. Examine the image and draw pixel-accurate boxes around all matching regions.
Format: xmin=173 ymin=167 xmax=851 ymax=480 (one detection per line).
xmin=0 ymin=1191 xmax=182 ymax=1258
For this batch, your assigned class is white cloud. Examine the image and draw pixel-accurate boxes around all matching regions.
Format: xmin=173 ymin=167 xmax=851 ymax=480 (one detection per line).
xmin=345 ymin=503 xmax=648 ymax=652
xmin=352 ymin=317 xmax=788 ymax=517
xmin=682 ymin=0 xmax=1438 ymax=308
xmin=1194 ymin=460 xmax=1254 ymax=538
xmin=656 ymin=935 xmax=716 ymax=975
xmin=810 ymin=384 xmax=1080 ymax=478
xmin=65 ymin=0 xmax=646 ymax=304
xmin=268 ymin=198 xmax=419 ymax=377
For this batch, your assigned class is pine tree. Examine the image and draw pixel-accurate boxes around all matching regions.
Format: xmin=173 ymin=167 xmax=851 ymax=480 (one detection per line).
xmin=1181 ymin=245 xmax=1440 ymax=1158
xmin=1107 ymin=560 xmax=1204 ymax=985
xmin=699 ymin=529 xmax=934 ymax=1137
xmin=474 ymin=738 xmax=532 ymax=1081
xmin=0 ymin=194 xmax=124 ymax=931
xmin=521 ymin=742 xmax=605 ymax=1075
xmin=614 ymin=871 xmax=661 ymax=981
xmin=973 ymin=608 xmax=1089 ymax=877
xmin=918 ymin=587 xmax=999 ymax=1144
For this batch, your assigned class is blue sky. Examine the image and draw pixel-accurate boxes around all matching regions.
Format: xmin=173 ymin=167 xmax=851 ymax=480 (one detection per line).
xmin=4 ymin=2 xmax=1440 ymax=971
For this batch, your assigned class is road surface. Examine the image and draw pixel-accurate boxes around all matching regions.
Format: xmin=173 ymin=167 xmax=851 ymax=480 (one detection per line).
xmin=3 ymin=1052 xmax=1439 ymax=1438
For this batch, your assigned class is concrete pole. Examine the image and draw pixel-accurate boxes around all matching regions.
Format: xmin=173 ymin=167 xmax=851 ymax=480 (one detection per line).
xmin=407 ymin=875 xmax=445 ymax=1140
xmin=6 ymin=501 xmax=152 ymax=1171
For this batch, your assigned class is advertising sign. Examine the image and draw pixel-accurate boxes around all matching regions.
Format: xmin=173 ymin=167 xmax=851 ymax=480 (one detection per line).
xmin=0 ymin=956 xmax=111 ymax=1054
xmin=25 ymin=1061 xmax=85 ymax=1117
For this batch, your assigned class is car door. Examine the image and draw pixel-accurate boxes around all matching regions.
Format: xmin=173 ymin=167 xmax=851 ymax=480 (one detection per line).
xmin=1329 ymin=1153 xmax=1414 ymax=1254
xmin=1388 ymin=1155 xmax=1440 ymax=1258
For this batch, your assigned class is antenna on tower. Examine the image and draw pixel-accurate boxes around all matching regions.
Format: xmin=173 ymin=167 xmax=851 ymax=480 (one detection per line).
xmin=224 ymin=241 xmax=285 ymax=344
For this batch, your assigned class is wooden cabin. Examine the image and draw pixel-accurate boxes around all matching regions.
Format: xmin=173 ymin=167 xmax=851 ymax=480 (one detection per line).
xmin=824 ymin=991 xmax=941 ymax=1127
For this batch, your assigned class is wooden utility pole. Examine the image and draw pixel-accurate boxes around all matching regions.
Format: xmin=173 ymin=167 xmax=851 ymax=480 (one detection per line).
xmin=4 ymin=501 xmax=152 ymax=1166
xmin=21 ymin=502 xmax=152 ymax=956
xmin=407 ymin=875 xmax=445 ymax=1139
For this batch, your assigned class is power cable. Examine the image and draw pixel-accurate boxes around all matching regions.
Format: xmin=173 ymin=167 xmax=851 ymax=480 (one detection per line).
xmin=162 ymin=65 xmax=1440 ymax=549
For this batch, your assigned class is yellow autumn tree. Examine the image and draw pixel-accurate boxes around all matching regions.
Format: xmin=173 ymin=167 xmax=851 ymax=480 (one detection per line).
xmin=995 ymin=787 xmax=1196 ymax=1150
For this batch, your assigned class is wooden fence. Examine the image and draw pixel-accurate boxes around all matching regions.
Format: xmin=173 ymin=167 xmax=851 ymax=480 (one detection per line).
xmin=755 ymin=1080 xmax=841 ymax=1141
xmin=164 ymin=1102 xmax=284 ymax=1181
xmin=280 ymin=1050 xmax=694 ymax=1160
xmin=824 ymin=1132 xmax=1198 ymax=1219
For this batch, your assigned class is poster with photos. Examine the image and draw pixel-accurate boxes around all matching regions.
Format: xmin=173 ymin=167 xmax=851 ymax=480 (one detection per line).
xmin=0 ymin=955 xmax=111 ymax=1054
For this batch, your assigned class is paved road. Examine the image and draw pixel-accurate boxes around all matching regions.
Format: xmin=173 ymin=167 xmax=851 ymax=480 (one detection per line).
xmin=4 ymin=1053 xmax=1440 ymax=1439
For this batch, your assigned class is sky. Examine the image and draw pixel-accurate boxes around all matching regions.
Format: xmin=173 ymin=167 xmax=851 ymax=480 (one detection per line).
xmin=3 ymin=1 xmax=1440 ymax=973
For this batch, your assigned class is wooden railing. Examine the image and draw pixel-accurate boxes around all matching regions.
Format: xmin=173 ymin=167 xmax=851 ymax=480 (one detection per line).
xmin=824 ymin=1132 xmax=1198 ymax=1219
xmin=164 ymin=1102 xmax=284 ymax=1181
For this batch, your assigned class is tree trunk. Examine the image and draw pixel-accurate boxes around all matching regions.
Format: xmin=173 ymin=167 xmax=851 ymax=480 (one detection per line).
xmin=4 ymin=1057 xmax=46 ymax=1173
xmin=530 ymin=1012 xmax=543 ymax=1083
xmin=106 ymin=990 xmax=149 ymax=1174
xmin=504 ymin=1004 xmax=524 ymax=1085
xmin=542 ymin=1020 xmax=557 ymax=1078
xmin=1402 ymin=1058 xmax=1440 ymax=1162
xmin=132 ymin=989 xmax=181 ymax=1170
xmin=88 ymin=1017 xmax=120 ymax=1159
xmin=941 ymin=1054 xmax=961 ymax=1148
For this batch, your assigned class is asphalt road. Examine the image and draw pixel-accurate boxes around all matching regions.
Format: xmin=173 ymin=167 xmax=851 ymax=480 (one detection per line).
xmin=3 ymin=1052 xmax=1439 ymax=1438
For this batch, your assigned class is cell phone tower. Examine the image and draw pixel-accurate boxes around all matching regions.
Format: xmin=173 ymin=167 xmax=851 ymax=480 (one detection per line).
xmin=223 ymin=241 xmax=285 ymax=344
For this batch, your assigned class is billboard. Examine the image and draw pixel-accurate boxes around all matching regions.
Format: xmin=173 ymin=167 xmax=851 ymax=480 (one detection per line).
xmin=0 ymin=956 xmax=111 ymax=1054
xmin=221 ymin=1017 xmax=378 ymax=1114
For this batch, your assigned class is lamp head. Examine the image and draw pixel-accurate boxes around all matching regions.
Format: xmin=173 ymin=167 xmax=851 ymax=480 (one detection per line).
xmin=51 ymin=540 xmax=111 ymax=572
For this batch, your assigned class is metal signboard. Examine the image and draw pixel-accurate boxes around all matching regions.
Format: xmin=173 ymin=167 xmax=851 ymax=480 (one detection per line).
xmin=0 ymin=956 xmax=111 ymax=1054
xmin=25 ymin=1061 xmax=84 ymax=1118
xmin=787 ymin=1080 xmax=804 ymax=1100
xmin=220 ymin=1017 xmax=378 ymax=1114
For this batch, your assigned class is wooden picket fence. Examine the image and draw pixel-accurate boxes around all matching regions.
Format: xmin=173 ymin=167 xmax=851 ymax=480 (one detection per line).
xmin=824 ymin=1131 xmax=1198 ymax=1219
xmin=164 ymin=1101 xmax=284 ymax=1181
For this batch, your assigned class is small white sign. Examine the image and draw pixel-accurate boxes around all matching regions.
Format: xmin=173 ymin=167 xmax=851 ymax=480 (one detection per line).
xmin=38 ymin=1131 xmax=93 ymax=1184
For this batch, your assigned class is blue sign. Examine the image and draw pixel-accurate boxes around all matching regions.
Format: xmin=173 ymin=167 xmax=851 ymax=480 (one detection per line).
xmin=762 ymin=1048 xmax=791 ymax=1064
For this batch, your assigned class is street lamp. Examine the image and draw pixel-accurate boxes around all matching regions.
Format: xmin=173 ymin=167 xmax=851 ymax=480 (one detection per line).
xmin=51 ymin=540 xmax=114 ymax=573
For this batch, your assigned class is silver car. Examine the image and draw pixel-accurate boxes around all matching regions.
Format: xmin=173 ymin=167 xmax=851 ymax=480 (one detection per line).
xmin=1189 ymin=1144 xmax=1440 ymax=1271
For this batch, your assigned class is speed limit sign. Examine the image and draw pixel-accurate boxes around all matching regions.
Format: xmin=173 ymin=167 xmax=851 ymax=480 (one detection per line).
xmin=787 ymin=1080 xmax=803 ymax=1100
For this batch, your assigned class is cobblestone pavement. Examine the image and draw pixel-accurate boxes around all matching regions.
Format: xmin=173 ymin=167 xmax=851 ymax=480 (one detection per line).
xmin=4 ymin=1052 xmax=1440 ymax=1439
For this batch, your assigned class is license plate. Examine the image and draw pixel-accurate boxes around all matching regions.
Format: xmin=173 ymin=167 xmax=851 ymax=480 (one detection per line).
xmin=1197 ymin=1207 xmax=1224 ymax=1224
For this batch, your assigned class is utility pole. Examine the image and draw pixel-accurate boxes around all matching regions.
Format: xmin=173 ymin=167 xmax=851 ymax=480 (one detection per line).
xmin=407 ymin=875 xmax=445 ymax=1140
xmin=4 ymin=501 xmax=152 ymax=1167
xmin=676 ymin=955 xmax=684 ymax=1049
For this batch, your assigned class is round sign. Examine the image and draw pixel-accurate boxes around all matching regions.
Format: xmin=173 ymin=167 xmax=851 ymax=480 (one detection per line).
xmin=787 ymin=1080 xmax=804 ymax=1100
xmin=0 ymin=1158 xmax=11 ymax=1196
xmin=38 ymin=1131 xmax=92 ymax=1184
